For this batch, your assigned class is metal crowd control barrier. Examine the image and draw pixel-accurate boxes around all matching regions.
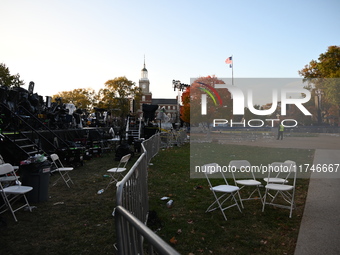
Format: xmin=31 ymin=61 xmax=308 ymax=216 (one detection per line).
xmin=177 ymin=128 xmax=188 ymax=146
xmin=115 ymin=206 xmax=180 ymax=255
xmin=115 ymin=133 xmax=180 ymax=255
xmin=160 ymin=128 xmax=188 ymax=148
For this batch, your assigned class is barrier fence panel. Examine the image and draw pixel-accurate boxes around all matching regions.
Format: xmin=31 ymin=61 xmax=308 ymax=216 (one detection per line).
xmin=177 ymin=128 xmax=188 ymax=146
xmin=115 ymin=132 xmax=179 ymax=254
xmin=143 ymin=132 xmax=161 ymax=164
xmin=159 ymin=128 xmax=188 ymax=148
xmin=115 ymin=206 xmax=180 ymax=255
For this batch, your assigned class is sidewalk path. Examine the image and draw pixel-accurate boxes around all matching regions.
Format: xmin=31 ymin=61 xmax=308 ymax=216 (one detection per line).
xmin=294 ymin=149 xmax=340 ymax=255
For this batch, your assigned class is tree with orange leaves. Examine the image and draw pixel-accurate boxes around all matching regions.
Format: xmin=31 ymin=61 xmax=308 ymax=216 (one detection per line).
xmin=180 ymin=86 xmax=190 ymax=124
xmin=181 ymin=75 xmax=233 ymax=126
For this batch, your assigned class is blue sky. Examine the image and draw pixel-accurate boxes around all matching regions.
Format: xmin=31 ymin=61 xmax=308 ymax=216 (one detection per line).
xmin=1 ymin=0 xmax=339 ymax=101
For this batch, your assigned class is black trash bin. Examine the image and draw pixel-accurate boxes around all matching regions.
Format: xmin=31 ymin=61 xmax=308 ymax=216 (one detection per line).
xmin=134 ymin=139 xmax=142 ymax=153
xmin=21 ymin=160 xmax=51 ymax=203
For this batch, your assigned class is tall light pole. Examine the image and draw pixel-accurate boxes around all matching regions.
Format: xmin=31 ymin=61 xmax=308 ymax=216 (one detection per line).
xmin=172 ymin=80 xmax=190 ymax=125
xmin=315 ymin=89 xmax=323 ymax=125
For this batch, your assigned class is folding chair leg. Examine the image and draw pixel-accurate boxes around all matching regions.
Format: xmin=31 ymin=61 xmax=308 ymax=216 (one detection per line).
xmin=247 ymin=186 xmax=263 ymax=202
xmin=262 ymin=189 xmax=267 ymax=213
xmin=238 ymin=186 xmax=263 ymax=207
xmin=0 ymin=193 xmax=12 ymax=220
xmin=236 ymin=190 xmax=244 ymax=209
xmin=262 ymin=189 xmax=295 ymax=218
xmin=208 ymin=193 xmax=230 ymax=221
xmin=105 ymin=176 xmax=118 ymax=190
xmin=54 ymin=171 xmax=74 ymax=188
xmin=105 ymin=180 xmax=114 ymax=190
xmin=206 ymin=192 xmax=242 ymax=221
xmin=105 ymin=172 xmax=124 ymax=190
xmin=232 ymin=193 xmax=242 ymax=213
xmin=257 ymin=187 xmax=264 ymax=205
xmin=206 ymin=193 xmax=229 ymax=213
xmin=62 ymin=172 xmax=74 ymax=188
xmin=8 ymin=204 xmax=18 ymax=222
xmin=289 ymin=190 xmax=296 ymax=218
xmin=2 ymin=193 xmax=32 ymax=222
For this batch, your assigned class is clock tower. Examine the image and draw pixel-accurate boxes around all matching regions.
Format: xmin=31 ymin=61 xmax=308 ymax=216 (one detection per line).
xmin=139 ymin=57 xmax=150 ymax=94
xmin=138 ymin=57 xmax=152 ymax=109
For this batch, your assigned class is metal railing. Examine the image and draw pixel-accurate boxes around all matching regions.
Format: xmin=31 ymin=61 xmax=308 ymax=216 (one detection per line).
xmin=160 ymin=128 xmax=188 ymax=148
xmin=115 ymin=132 xmax=180 ymax=254
xmin=142 ymin=132 xmax=161 ymax=164
xmin=115 ymin=206 xmax=180 ymax=255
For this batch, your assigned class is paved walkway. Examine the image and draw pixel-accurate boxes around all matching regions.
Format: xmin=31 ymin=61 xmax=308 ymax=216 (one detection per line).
xmin=216 ymin=133 xmax=340 ymax=254
xmin=294 ymin=149 xmax=340 ymax=255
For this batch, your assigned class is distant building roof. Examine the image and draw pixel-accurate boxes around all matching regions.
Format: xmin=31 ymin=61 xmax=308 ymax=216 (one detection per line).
xmin=152 ymin=98 xmax=177 ymax=105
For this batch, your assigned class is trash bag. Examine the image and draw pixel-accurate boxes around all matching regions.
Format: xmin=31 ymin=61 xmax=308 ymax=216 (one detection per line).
xmin=115 ymin=142 xmax=133 ymax=161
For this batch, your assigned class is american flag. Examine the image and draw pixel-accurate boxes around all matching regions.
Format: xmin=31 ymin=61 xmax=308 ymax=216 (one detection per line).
xmin=225 ymin=56 xmax=232 ymax=64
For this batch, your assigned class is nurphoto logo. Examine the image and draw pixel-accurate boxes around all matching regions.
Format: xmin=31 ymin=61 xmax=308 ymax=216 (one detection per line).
xmin=194 ymin=78 xmax=312 ymax=128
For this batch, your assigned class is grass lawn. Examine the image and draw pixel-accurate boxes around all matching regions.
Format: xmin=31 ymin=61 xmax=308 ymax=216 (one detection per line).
xmin=148 ymin=143 xmax=314 ymax=255
xmin=1 ymin=142 xmax=314 ymax=255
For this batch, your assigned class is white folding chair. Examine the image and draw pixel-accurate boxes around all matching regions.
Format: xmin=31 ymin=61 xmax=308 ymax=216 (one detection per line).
xmin=0 ymin=154 xmax=20 ymax=184
xmin=0 ymin=163 xmax=33 ymax=222
xmin=105 ymin=154 xmax=131 ymax=190
xmin=50 ymin=154 xmax=74 ymax=188
xmin=262 ymin=161 xmax=297 ymax=218
xmin=204 ymin=163 xmax=242 ymax=221
xmin=229 ymin=160 xmax=263 ymax=208
xmin=263 ymin=162 xmax=289 ymax=184
xmin=263 ymin=161 xmax=295 ymax=202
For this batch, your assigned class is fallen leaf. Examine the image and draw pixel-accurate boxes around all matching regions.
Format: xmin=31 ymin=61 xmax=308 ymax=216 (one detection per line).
xmin=170 ymin=236 xmax=177 ymax=244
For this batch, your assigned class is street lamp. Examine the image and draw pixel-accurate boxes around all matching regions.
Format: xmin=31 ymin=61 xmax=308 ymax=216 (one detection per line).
xmin=172 ymin=79 xmax=190 ymax=124
xmin=172 ymin=80 xmax=189 ymax=91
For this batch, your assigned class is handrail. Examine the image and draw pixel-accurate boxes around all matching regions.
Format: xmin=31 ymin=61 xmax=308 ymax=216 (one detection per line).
xmin=125 ymin=116 xmax=130 ymax=140
xmin=17 ymin=105 xmax=70 ymax=149
xmin=0 ymin=102 xmax=55 ymax=152
xmin=115 ymin=206 xmax=180 ymax=255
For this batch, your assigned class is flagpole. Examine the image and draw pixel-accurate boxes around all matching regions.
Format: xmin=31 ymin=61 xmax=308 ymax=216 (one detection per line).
xmin=231 ymin=55 xmax=234 ymax=86
xmin=225 ymin=55 xmax=233 ymax=85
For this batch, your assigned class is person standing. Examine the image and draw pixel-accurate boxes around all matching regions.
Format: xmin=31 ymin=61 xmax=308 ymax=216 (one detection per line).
xmin=277 ymin=124 xmax=284 ymax=140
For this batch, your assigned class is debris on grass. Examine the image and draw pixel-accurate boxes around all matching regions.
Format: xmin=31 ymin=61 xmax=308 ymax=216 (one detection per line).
xmin=53 ymin=202 xmax=64 ymax=206
xmin=170 ymin=236 xmax=177 ymax=244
